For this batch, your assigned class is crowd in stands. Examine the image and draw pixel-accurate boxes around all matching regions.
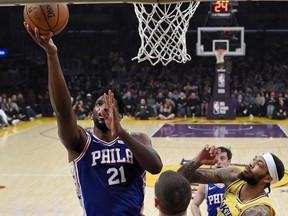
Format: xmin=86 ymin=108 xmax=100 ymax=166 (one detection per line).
xmin=1 ymin=3 xmax=288 ymax=128
xmin=1 ymin=32 xmax=288 ymax=126
xmin=0 ymin=93 xmax=42 ymax=128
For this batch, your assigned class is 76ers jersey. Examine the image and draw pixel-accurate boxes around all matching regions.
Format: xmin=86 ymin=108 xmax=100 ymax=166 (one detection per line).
xmin=206 ymin=183 xmax=225 ymax=216
xmin=70 ymin=131 xmax=146 ymax=216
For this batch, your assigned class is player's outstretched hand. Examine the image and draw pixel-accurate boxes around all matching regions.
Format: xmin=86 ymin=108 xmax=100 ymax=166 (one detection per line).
xmin=195 ymin=144 xmax=220 ymax=166
xmin=100 ymin=90 xmax=122 ymax=134
xmin=23 ymin=22 xmax=57 ymax=55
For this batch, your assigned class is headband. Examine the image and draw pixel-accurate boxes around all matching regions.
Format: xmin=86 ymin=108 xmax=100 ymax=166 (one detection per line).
xmin=261 ymin=153 xmax=279 ymax=185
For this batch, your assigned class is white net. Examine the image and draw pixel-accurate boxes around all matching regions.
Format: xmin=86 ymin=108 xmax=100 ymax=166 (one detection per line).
xmin=215 ymin=49 xmax=226 ymax=64
xmin=133 ymin=2 xmax=200 ymax=66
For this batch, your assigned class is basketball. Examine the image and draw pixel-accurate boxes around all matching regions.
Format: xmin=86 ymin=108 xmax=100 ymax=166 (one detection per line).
xmin=23 ymin=4 xmax=69 ymax=36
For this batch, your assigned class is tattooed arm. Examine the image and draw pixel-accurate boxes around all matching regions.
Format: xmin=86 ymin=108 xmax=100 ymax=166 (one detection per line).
xmin=178 ymin=164 xmax=241 ymax=187
xmin=242 ymin=205 xmax=272 ymax=216
xmin=177 ymin=145 xmax=241 ymax=187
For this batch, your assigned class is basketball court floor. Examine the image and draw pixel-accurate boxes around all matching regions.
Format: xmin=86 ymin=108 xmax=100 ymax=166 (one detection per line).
xmin=0 ymin=116 xmax=288 ymax=215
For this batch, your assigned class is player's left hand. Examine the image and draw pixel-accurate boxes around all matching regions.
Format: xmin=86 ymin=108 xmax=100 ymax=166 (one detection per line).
xmin=195 ymin=144 xmax=220 ymax=166
xmin=100 ymin=90 xmax=122 ymax=133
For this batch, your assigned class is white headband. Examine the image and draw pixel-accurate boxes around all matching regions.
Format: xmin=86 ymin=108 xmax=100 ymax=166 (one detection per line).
xmin=261 ymin=153 xmax=279 ymax=185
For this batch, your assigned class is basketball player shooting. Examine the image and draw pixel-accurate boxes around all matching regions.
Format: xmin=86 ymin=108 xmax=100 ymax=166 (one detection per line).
xmin=24 ymin=24 xmax=162 ymax=215
xmin=178 ymin=144 xmax=285 ymax=216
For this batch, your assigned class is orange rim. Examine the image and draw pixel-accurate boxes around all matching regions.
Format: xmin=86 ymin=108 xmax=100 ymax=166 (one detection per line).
xmin=216 ymin=49 xmax=225 ymax=54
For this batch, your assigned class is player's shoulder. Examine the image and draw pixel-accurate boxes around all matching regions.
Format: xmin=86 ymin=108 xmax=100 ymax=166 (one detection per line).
xmin=242 ymin=205 xmax=273 ymax=216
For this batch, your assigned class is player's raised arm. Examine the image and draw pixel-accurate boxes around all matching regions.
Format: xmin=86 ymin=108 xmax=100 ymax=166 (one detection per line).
xmin=24 ymin=24 xmax=86 ymax=159
xmin=177 ymin=145 xmax=241 ymax=186
xmin=120 ymin=131 xmax=162 ymax=174
xmin=101 ymin=90 xmax=162 ymax=174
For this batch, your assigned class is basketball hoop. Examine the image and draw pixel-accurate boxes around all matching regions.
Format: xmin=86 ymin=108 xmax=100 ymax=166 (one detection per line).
xmin=215 ymin=48 xmax=226 ymax=69
xmin=132 ymin=2 xmax=200 ymax=66
xmin=215 ymin=49 xmax=225 ymax=64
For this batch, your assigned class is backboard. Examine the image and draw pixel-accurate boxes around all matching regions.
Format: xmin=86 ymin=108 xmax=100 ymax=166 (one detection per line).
xmin=196 ymin=27 xmax=245 ymax=56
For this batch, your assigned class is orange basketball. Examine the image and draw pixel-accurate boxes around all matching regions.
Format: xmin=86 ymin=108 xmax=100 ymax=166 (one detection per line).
xmin=24 ymin=4 xmax=69 ymax=36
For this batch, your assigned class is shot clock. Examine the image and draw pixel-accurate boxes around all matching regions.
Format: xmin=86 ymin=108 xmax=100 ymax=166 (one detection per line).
xmin=211 ymin=1 xmax=231 ymax=17
xmin=210 ymin=1 xmax=233 ymax=25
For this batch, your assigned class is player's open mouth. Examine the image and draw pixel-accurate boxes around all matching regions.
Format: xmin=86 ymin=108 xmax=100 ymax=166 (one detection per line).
xmin=98 ymin=115 xmax=105 ymax=121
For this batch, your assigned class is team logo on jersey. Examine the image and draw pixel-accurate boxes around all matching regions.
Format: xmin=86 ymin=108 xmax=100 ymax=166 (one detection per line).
xmin=91 ymin=148 xmax=134 ymax=166
xmin=207 ymin=193 xmax=224 ymax=205
xmin=219 ymin=202 xmax=232 ymax=216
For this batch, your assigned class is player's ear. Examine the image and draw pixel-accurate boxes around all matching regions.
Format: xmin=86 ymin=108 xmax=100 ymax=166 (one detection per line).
xmin=263 ymin=175 xmax=273 ymax=184
xmin=154 ymin=197 xmax=160 ymax=209
xmin=118 ymin=113 xmax=123 ymax=120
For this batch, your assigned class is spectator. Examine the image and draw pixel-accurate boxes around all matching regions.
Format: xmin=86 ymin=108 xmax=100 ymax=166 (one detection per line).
xmin=242 ymin=89 xmax=256 ymax=117
xmin=273 ymin=98 xmax=286 ymax=120
xmin=265 ymin=91 xmax=276 ymax=119
xmin=146 ymin=92 xmax=157 ymax=117
xmin=167 ymin=91 xmax=177 ymax=116
xmin=123 ymin=91 xmax=137 ymax=116
xmin=135 ymin=98 xmax=153 ymax=120
xmin=72 ymin=99 xmax=86 ymax=120
xmin=15 ymin=93 xmax=42 ymax=121
xmin=155 ymin=92 xmax=165 ymax=116
xmin=231 ymin=92 xmax=241 ymax=116
xmin=84 ymin=93 xmax=94 ymax=117
xmin=0 ymin=109 xmax=10 ymax=127
xmin=37 ymin=92 xmax=53 ymax=117
xmin=200 ymin=88 xmax=211 ymax=117
xmin=1 ymin=97 xmax=24 ymax=120
xmin=177 ymin=92 xmax=187 ymax=118
xmin=0 ymin=109 xmax=20 ymax=127
xmin=255 ymin=92 xmax=266 ymax=117
xmin=186 ymin=92 xmax=200 ymax=117
xmin=158 ymin=98 xmax=175 ymax=120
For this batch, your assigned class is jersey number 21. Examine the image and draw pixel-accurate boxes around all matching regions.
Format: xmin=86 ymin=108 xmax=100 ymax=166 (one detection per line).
xmin=107 ymin=166 xmax=127 ymax=185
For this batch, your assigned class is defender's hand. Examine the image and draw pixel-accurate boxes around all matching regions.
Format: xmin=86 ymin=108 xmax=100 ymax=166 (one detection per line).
xmin=195 ymin=144 xmax=220 ymax=166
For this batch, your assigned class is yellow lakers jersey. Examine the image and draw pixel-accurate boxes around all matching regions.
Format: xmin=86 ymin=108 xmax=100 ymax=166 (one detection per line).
xmin=217 ymin=179 xmax=275 ymax=216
